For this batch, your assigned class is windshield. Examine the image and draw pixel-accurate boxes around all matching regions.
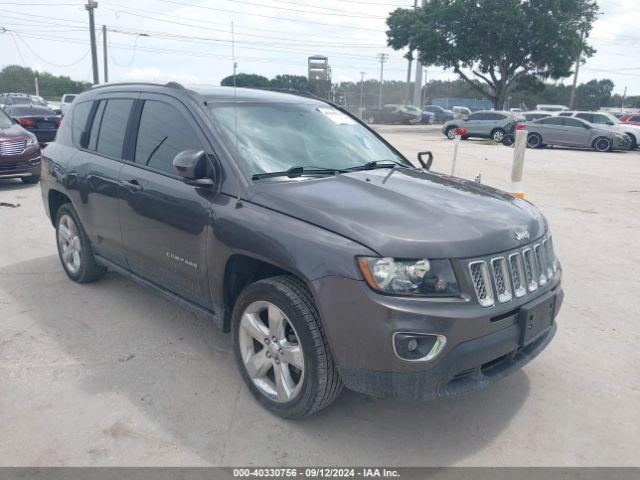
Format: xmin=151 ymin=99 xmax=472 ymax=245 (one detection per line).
xmin=0 ymin=109 xmax=13 ymax=127
xmin=208 ymin=102 xmax=409 ymax=178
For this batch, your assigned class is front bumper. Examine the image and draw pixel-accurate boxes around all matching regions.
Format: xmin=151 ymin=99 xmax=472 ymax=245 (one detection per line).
xmin=312 ymin=272 xmax=562 ymax=401
xmin=0 ymin=150 xmax=42 ymax=178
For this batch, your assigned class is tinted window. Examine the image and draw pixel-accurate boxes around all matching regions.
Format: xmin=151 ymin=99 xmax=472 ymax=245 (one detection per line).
xmin=630 ymin=115 xmax=640 ymax=122
xmin=575 ymin=113 xmax=594 ymax=123
xmin=558 ymin=112 xmax=573 ymax=117
xmin=135 ymin=100 xmax=201 ymax=173
xmin=467 ymin=112 xmax=484 ymax=120
xmin=63 ymin=95 xmax=77 ymax=104
xmin=94 ymin=99 xmax=133 ymax=158
xmin=563 ymin=117 xmax=585 ymax=128
xmin=592 ymin=114 xmax=613 ymax=125
xmin=71 ymin=101 xmax=93 ymax=147
xmin=537 ymin=117 xmax=564 ymax=125
xmin=88 ymin=100 xmax=105 ymax=150
xmin=8 ymin=96 xmax=30 ymax=105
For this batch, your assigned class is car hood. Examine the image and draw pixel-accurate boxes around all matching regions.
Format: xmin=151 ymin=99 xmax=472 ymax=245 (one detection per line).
xmin=0 ymin=123 xmax=33 ymax=141
xmin=247 ymin=168 xmax=546 ymax=259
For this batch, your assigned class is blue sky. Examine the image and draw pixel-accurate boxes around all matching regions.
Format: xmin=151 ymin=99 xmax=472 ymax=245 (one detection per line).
xmin=0 ymin=0 xmax=638 ymax=95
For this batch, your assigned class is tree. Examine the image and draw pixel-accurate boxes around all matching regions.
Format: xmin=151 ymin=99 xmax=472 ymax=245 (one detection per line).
xmin=575 ymin=79 xmax=614 ymax=110
xmin=220 ymin=73 xmax=270 ymax=88
xmin=386 ymin=0 xmax=599 ymax=109
xmin=270 ymin=74 xmax=310 ymax=91
xmin=0 ymin=65 xmax=89 ymax=98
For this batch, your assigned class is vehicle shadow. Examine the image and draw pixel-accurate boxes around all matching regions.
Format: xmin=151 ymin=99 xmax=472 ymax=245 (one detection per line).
xmin=0 ymin=178 xmax=37 ymax=191
xmin=2 ymin=255 xmax=530 ymax=466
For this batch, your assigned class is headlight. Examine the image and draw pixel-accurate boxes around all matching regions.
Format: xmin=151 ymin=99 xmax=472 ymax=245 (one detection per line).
xmin=25 ymin=137 xmax=38 ymax=148
xmin=357 ymin=257 xmax=459 ymax=296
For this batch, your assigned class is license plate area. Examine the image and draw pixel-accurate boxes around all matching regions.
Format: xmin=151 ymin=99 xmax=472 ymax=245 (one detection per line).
xmin=519 ymin=293 xmax=556 ymax=346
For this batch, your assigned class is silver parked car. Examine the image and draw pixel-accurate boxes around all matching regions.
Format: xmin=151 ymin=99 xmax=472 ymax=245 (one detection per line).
xmin=558 ymin=111 xmax=640 ymax=149
xmin=442 ymin=111 xmax=517 ymax=142
xmin=523 ymin=116 xmax=631 ymax=152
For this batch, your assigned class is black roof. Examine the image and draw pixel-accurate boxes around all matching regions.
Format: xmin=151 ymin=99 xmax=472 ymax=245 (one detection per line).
xmin=87 ymin=82 xmax=326 ymax=105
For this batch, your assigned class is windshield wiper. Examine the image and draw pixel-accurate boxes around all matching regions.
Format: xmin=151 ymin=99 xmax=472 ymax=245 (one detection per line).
xmin=252 ymin=166 xmax=345 ymax=181
xmin=345 ymin=160 xmax=409 ymax=172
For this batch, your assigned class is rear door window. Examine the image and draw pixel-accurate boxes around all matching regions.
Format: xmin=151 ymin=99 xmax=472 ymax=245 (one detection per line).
xmin=575 ymin=113 xmax=594 ymax=123
xmin=134 ymin=100 xmax=202 ymax=174
xmin=538 ymin=117 xmax=564 ymax=125
xmin=93 ymin=99 xmax=134 ymax=159
xmin=562 ymin=118 xmax=585 ymax=128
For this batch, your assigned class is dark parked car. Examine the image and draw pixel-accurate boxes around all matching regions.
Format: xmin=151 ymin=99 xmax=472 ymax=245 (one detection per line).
xmin=3 ymin=104 xmax=61 ymax=143
xmin=0 ymin=108 xmax=41 ymax=183
xmin=424 ymin=105 xmax=455 ymax=123
xmin=41 ymin=83 xmax=562 ymax=418
xmin=364 ymin=104 xmax=421 ymax=124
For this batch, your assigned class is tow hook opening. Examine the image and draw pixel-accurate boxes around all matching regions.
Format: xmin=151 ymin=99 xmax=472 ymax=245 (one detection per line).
xmin=393 ymin=332 xmax=446 ymax=362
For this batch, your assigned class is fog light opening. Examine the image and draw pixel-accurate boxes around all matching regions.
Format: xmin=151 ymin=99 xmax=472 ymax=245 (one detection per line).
xmin=393 ymin=332 xmax=446 ymax=362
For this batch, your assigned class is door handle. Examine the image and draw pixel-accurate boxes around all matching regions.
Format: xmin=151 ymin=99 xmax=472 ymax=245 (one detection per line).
xmin=121 ymin=179 xmax=143 ymax=192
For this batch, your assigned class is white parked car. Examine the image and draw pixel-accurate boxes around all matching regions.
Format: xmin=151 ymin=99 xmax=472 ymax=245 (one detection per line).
xmin=452 ymin=106 xmax=472 ymax=118
xmin=60 ymin=94 xmax=78 ymax=115
xmin=536 ymin=104 xmax=569 ymax=112
xmin=558 ymin=111 xmax=640 ymax=149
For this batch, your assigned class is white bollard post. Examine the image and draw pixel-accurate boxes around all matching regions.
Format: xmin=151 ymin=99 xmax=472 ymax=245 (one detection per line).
xmin=510 ymin=128 xmax=527 ymax=198
xmin=451 ymin=134 xmax=461 ymax=176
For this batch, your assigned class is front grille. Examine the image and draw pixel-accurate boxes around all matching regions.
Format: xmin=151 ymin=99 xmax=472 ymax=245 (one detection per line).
xmin=0 ymin=162 xmax=25 ymax=171
xmin=0 ymin=140 xmax=26 ymax=156
xmin=468 ymin=235 xmax=558 ymax=307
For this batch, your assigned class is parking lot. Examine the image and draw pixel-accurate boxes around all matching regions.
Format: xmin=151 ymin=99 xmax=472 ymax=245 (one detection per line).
xmin=1 ymin=125 xmax=639 ymax=466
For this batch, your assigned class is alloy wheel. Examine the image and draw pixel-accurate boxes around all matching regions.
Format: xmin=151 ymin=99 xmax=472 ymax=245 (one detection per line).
xmin=595 ymin=138 xmax=611 ymax=152
xmin=238 ymin=301 xmax=305 ymax=403
xmin=492 ymin=130 xmax=505 ymax=142
xmin=57 ymin=214 xmax=82 ymax=275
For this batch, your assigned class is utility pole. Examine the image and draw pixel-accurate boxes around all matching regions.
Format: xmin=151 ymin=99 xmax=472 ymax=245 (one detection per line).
xmin=102 ymin=25 xmax=108 ymax=83
xmin=359 ymin=71 xmax=366 ymax=108
xmin=85 ymin=1 xmax=99 ymax=85
xmin=412 ymin=0 xmax=425 ymax=107
xmin=569 ymin=30 xmax=585 ymax=109
xmin=621 ymin=86 xmax=627 ymax=111
xmin=404 ymin=0 xmax=419 ymax=104
xmin=377 ymin=53 xmax=388 ymax=108
xmin=34 ymin=74 xmax=39 ymax=96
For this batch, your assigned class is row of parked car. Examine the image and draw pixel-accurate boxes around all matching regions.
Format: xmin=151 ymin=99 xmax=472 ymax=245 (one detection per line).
xmin=0 ymin=92 xmax=78 ymax=183
xmin=441 ymin=109 xmax=640 ymax=153
xmin=363 ymin=104 xmax=465 ymax=125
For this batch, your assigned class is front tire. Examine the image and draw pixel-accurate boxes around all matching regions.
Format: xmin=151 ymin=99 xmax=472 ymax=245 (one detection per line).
xmin=593 ymin=136 xmax=613 ymax=152
xmin=22 ymin=175 xmax=41 ymax=184
xmin=55 ymin=204 xmax=106 ymax=283
xmin=490 ymin=128 xmax=505 ymax=143
xmin=624 ymin=133 xmax=637 ymax=149
xmin=232 ymin=276 xmax=342 ymax=418
xmin=444 ymin=126 xmax=457 ymax=140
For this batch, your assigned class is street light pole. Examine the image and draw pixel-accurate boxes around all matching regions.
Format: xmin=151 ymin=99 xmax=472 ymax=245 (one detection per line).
xmin=412 ymin=0 xmax=424 ymax=107
xmin=85 ymin=1 xmax=99 ymax=85
xmin=102 ymin=25 xmax=108 ymax=83
xmin=359 ymin=71 xmax=366 ymax=108
xmin=377 ymin=53 xmax=388 ymax=108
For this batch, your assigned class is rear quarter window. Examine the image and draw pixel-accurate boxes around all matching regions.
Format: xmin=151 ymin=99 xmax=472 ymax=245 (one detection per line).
xmin=71 ymin=101 xmax=93 ymax=147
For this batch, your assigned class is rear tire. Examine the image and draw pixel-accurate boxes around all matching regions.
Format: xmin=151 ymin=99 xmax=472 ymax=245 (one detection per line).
xmin=593 ymin=136 xmax=613 ymax=152
xmin=624 ymin=133 xmax=637 ymax=149
xmin=21 ymin=175 xmax=40 ymax=184
xmin=55 ymin=204 xmax=107 ymax=283
xmin=232 ymin=276 xmax=343 ymax=418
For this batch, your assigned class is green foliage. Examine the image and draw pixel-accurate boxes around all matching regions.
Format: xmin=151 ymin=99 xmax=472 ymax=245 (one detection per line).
xmin=270 ymin=74 xmax=310 ymax=91
xmin=575 ymin=79 xmax=614 ymax=110
xmin=386 ymin=0 xmax=599 ymax=109
xmin=0 ymin=65 xmax=90 ymax=99
xmin=220 ymin=73 xmax=272 ymax=88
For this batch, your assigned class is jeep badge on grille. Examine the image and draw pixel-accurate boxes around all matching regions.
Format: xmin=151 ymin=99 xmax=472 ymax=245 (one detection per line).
xmin=515 ymin=230 xmax=530 ymax=241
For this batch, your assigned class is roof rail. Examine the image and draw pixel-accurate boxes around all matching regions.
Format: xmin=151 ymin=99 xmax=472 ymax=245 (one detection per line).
xmin=165 ymin=81 xmax=186 ymax=90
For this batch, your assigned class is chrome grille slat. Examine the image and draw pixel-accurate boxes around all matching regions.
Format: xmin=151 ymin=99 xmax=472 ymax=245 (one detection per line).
xmin=469 ymin=261 xmax=495 ymax=307
xmin=522 ymin=248 xmax=538 ymax=292
xmin=534 ymin=243 xmax=547 ymax=286
xmin=0 ymin=140 xmax=26 ymax=156
xmin=491 ymin=257 xmax=512 ymax=303
xmin=542 ymin=239 xmax=554 ymax=278
xmin=508 ymin=252 xmax=527 ymax=298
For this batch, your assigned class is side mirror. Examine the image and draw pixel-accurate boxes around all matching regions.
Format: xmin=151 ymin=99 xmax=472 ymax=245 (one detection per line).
xmin=173 ymin=149 xmax=216 ymax=187
xmin=417 ymin=151 xmax=433 ymax=170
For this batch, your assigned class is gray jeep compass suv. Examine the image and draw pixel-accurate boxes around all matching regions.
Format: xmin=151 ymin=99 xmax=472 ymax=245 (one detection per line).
xmin=40 ymin=83 xmax=563 ymax=418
